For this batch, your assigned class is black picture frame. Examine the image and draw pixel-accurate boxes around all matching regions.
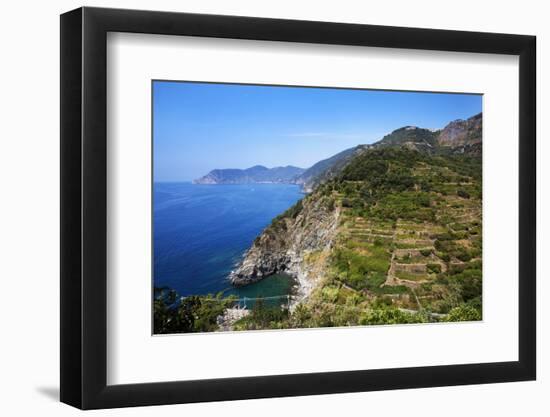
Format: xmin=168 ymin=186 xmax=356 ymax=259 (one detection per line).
xmin=60 ymin=6 xmax=536 ymax=410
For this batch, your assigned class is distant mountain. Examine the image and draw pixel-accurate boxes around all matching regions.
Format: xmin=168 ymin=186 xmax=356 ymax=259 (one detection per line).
xmin=193 ymin=165 xmax=305 ymax=184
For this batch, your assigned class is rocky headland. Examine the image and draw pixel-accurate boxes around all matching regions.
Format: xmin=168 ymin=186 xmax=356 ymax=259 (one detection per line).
xmin=229 ymin=192 xmax=341 ymax=303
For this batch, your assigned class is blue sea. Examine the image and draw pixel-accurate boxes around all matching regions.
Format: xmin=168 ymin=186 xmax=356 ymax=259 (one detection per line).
xmin=153 ymin=182 xmax=303 ymax=302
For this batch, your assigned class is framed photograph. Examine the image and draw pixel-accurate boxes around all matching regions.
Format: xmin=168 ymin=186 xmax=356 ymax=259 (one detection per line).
xmin=60 ymin=6 xmax=536 ymax=409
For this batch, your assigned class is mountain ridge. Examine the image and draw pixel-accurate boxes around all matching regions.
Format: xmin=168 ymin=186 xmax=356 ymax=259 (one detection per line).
xmin=289 ymin=112 xmax=482 ymax=191
xmin=193 ymin=165 xmax=305 ymax=184
xmin=193 ymin=112 xmax=481 ymax=189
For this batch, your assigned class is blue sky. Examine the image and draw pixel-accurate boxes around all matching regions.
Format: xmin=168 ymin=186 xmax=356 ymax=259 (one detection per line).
xmin=153 ymin=81 xmax=482 ymax=181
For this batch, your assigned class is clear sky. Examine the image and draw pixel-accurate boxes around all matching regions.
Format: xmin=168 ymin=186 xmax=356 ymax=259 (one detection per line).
xmin=153 ymin=81 xmax=482 ymax=182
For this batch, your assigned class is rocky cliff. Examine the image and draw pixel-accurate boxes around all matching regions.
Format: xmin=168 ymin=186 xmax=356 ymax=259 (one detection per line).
xmin=437 ymin=112 xmax=482 ymax=147
xmin=229 ymin=192 xmax=340 ymax=299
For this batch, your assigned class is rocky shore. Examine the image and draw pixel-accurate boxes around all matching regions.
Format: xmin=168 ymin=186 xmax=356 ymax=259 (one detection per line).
xmin=216 ymin=307 xmax=250 ymax=331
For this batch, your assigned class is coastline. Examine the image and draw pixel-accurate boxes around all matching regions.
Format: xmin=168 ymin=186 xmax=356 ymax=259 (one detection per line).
xmin=229 ymin=204 xmax=341 ymax=310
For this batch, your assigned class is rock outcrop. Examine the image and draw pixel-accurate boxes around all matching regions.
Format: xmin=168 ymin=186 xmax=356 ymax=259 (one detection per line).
xmin=229 ymin=193 xmax=340 ymax=300
xmin=437 ymin=112 xmax=482 ymax=147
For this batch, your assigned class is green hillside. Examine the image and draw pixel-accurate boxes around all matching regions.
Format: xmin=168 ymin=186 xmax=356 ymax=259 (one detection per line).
xmin=297 ymin=147 xmax=482 ymax=327
xmin=155 ymin=114 xmax=483 ymax=333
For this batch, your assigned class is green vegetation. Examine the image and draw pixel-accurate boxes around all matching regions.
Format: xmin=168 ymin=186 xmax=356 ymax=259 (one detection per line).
xmin=332 ymin=245 xmax=390 ymax=291
xmin=153 ymin=288 xmax=236 ymax=334
xmin=155 ymin=145 xmax=482 ymax=332
xmin=377 ymin=126 xmax=437 ymax=146
xmin=233 ymin=298 xmax=291 ymax=330
xmin=312 ymin=147 xmax=482 ymax=321
xmin=444 ymin=305 xmax=482 ymax=322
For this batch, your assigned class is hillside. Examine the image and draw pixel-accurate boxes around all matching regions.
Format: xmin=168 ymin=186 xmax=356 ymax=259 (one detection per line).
xmin=194 ymin=165 xmax=305 ymax=184
xmin=229 ymin=146 xmax=482 ymax=328
xmin=155 ymin=113 xmax=483 ymax=333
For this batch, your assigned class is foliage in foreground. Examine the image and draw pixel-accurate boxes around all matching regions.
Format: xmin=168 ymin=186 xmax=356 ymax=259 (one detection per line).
xmin=153 ymin=288 xmax=236 ymax=334
xmin=233 ymin=298 xmax=291 ymax=331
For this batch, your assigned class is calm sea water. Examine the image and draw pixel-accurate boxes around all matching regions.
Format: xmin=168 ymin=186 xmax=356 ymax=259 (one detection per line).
xmin=153 ymin=182 xmax=303 ymax=302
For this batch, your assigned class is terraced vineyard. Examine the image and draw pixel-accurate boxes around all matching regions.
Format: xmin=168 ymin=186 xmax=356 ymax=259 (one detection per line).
xmin=299 ymin=147 xmax=482 ymax=325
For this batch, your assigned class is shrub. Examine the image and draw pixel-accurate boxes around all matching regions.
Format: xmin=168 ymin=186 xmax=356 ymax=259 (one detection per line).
xmin=416 ymin=193 xmax=431 ymax=207
xmin=359 ymin=307 xmax=427 ymax=325
xmin=457 ymin=189 xmax=470 ymax=199
xmin=438 ymin=252 xmax=451 ymax=262
xmin=342 ymin=198 xmax=352 ymax=208
xmin=445 ymin=305 xmax=481 ymax=322
xmin=456 ymin=250 xmax=472 ymax=262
